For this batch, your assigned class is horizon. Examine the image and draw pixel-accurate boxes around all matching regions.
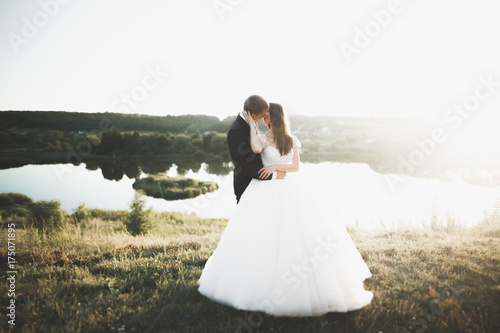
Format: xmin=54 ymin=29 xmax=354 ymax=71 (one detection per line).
xmin=0 ymin=109 xmax=435 ymax=121
xmin=1 ymin=1 xmax=499 ymax=119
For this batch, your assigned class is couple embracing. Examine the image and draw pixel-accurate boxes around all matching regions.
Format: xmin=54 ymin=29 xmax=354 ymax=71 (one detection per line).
xmin=198 ymin=95 xmax=373 ymax=317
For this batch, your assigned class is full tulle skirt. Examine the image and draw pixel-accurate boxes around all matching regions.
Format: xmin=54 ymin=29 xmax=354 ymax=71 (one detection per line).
xmin=198 ymin=174 xmax=373 ymax=316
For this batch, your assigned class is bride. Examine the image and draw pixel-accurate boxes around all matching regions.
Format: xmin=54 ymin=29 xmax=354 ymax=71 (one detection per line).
xmin=198 ymin=102 xmax=373 ymax=316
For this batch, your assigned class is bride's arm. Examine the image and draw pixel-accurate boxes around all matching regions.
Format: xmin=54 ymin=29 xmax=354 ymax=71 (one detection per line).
xmin=243 ymin=111 xmax=264 ymax=153
xmin=258 ymin=145 xmax=300 ymax=179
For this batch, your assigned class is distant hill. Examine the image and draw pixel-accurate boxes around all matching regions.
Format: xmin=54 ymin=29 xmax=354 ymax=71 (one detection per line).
xmin=0 ymin=111 xmax=220 ymax=134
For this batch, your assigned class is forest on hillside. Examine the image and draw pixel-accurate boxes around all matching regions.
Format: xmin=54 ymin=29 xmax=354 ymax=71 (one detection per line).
xmin=0 ymin=111 xmax=222 ymax=133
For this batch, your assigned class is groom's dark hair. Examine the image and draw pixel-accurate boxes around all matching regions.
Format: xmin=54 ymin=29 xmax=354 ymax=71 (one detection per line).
xmin=244 ymin=95 xmax=269 ymax=116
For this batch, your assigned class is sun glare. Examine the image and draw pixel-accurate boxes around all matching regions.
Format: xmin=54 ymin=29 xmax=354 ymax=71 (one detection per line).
xmin=446 ymin=115 xmax=500 ymax=161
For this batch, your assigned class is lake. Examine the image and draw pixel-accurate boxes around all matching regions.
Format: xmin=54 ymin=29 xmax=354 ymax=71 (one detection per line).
xmin=1 ymin=162 xmax=499 ymax=229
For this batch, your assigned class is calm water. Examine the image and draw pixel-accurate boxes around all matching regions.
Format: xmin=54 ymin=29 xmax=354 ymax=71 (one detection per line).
xmin=1 ymin=162 xmax=498 ymax=229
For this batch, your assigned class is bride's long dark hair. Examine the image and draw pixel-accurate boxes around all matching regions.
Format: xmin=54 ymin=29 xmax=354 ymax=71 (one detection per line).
xmin=268 ymin=103 xmax=293 ymax=156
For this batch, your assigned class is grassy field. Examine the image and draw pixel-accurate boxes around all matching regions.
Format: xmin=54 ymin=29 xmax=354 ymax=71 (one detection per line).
xmin=0 ymin=212 xmax=499 ymax=333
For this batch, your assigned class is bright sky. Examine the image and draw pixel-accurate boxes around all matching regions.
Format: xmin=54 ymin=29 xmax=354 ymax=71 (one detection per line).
xmin=1 ymin=0 xmax=499 ymax=129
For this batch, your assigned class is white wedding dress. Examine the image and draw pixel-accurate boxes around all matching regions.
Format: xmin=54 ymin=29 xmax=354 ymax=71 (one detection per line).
xmin=198 ymin=134 xmax=373 ymax=316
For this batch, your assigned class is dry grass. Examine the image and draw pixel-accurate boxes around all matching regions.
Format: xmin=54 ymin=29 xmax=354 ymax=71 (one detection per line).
xmin=0 ymin=214 xmax=498 ymax=333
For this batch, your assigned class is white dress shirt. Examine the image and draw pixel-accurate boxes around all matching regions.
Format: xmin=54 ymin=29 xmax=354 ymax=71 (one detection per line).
xmin=239 ymin=111 xmax=246 ymax=122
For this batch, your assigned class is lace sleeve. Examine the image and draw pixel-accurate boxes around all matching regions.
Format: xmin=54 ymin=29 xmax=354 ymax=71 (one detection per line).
xmin=258 ymin=134 xmax=269 ymax=148
xmin=291 ymin=134 xmax=301 ymax=148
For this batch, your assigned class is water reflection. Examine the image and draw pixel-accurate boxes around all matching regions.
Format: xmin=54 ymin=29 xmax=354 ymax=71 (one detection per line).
xmin=83 ymin=158 xmax=233 ymax=181
xmin=1 ymin=161 xmax=499 ymax=230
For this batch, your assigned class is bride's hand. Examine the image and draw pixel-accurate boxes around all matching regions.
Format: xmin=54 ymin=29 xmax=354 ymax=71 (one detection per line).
xmin=243 ymin=110 xmax=255 ymax=124
xmin=259 ymin=165 xmax=277 ymax=179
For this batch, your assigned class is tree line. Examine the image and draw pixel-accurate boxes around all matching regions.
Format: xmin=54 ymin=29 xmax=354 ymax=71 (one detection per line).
xmin=0 ymin=111 xmax=222 ymax=133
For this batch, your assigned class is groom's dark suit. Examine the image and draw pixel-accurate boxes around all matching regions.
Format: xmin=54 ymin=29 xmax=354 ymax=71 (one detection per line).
xmin=227 ymin=114 xmax=272 ymax=203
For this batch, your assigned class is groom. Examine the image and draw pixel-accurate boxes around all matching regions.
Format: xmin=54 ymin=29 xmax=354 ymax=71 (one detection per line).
xmin=227 ymin=95 xmax=286 ymax=203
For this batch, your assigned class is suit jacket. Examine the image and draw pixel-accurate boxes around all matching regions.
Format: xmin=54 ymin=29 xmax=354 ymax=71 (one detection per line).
xmin=227 ymin=115 xmax=272 ymax=203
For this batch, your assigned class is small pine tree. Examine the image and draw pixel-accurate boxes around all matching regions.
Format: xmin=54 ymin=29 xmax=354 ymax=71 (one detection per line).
xmin=125 ymin=191 xmax=151 ymax=236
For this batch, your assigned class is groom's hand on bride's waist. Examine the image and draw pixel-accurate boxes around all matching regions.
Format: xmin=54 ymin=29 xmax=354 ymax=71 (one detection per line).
xmin=276 ymin=171 xmax=286 ymax=179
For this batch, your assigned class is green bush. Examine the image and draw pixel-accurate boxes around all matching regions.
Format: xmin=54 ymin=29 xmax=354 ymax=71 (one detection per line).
xmin=0 ymin=192 xmax=33 ymax=218
xmin=173 ymin=135 xmax=194 ymax=154
xmin=72 ymin=206 xmax=128 ymax=222
xmin=73 ymin=203 xmax=90 ymax=222
xmin=30 ymin=199 xmax=66 ymax=234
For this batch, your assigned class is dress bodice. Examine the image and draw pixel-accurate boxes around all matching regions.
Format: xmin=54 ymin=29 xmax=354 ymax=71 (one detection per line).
xmin=258 ymin=134 xmax=301 ymax=167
